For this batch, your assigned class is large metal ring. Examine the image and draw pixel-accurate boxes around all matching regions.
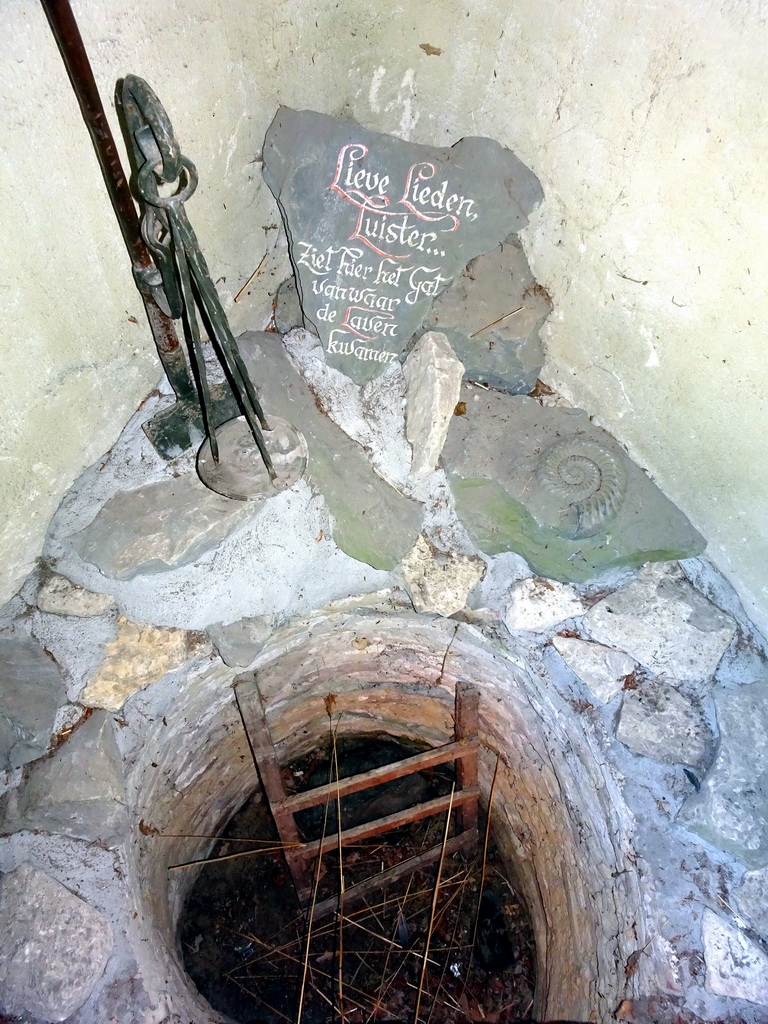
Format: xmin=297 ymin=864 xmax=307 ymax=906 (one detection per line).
xmin=121 ymin=75 xmax=182 ymax=183
xmin=137 ymin=155 xmax=199 ymax=208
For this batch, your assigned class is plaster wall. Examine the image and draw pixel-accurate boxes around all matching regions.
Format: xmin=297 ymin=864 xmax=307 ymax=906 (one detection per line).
xmin=1 ymin=0 xmax=766 ymax=633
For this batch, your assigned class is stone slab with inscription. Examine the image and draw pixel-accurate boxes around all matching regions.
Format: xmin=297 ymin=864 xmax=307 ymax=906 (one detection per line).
xmin=262 ymin=107 xmax=543 ymax=383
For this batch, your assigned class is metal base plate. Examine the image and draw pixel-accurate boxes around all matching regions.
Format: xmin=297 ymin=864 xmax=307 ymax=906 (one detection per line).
xmin=197 ymin=415 xmax=307 ymax=501
xmin=142 ymin=383 xmax=240 ymax=460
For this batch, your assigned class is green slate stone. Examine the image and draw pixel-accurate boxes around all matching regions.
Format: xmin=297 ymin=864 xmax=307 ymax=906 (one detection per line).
xmin=2 ymin=711 xmax=128 ymax=846
xmin=238 ymin=332 xmax=423 ymax=570
xmin=442 ymin=390 xmax=705 ymax=582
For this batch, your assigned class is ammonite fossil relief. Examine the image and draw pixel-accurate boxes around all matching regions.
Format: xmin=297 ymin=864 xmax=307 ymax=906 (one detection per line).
xmin=533 ymin=435 xmax=628 ymax=539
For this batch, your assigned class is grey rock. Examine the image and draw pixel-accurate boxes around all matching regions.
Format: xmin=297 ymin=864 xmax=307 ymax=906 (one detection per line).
xmin=36 ymin=574 xmax=116 ymax=618
xmin=616 ymin=679 xmax=715 ymax=771
xmin=443 ymin=390 xmax=705 ymax=582
xmin=403 ymin=331 xmax=464 ymax=480
xmin=504 ymin=578 xmax=584 ymax=633
xmin=702 ymin=908 xmax=768 ymax=1005
xmin=552 ymin=636 xmax=635 ymax=703
xmin=70 ymin=473 xmax=256 ymax=581
xmin=29 ymin=609 xmax=119 ymax=699
xmin=263 ymin=107 xmax=542 ymax=383
xmin=734 ymin=866 xmax=768 ymax=940
xmin=0 ymin=862 xmax=112 ymax=1022
xmin=679 ymin=678 xmax=768 ymax=869
xmin=585 ymin=566 xmax=736 ymax=686
xmin=0 ymin=637 xmax=66 ymax=771
xmin=399 ymin=535 xmax=485 ymax=617
xmin=2 ymin=711 xmax=128 ymax=846
xmin=209 ymin=614 xmax=274 ymax=667
xmin=238 ymin=332 xmax=423 ymax=570
xmin=274 ymin=275 xmax=305 ymax=334
xmin=423 ymin=235 xmax=549 ymax=392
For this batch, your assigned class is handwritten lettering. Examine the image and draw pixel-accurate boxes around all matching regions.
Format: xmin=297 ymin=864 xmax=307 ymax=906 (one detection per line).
xmin=329 ymin=144 xmax=391 ymax=214
xmin=404 ymin=266 xmax=450 ymax=305
xmin=327 ymin=329 xmax=399 ymax=363
xmin=303 ymin=142 xmax=480 ymax=368
xmin=342 ymin=306 xmax=398 ymax=340
xmin=296 ymin=242 xmax=343 ymax=275
xmin=399 ymin=162 xmax=476 ymax=223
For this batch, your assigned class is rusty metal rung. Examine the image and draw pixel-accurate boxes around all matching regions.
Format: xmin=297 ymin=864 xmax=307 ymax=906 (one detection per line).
xmin=277 ymin=739 xmax=478 ymax=814
xmin=233 ymin=674 xmax=481 ymax=908
xmin=305 ymin=828 xmax=478 ymax=920
xmin=296 ymin=786 xmax=480 ymax=861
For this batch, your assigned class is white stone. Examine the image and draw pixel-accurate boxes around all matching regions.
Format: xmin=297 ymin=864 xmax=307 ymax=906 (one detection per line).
xmin=78 ymin=616 xmax=205 ymax=711
xmin=0 ymin=862 xmax=112 ymax=1022
xmin=503 ymin=578 xmax=584 ymax=633
xmin=208 ymin=614 xmax=273 ymax=667
xmin=616 ymin=680 xmax=715 ymax=770
xmin=400 ymin=534 xmax=486 ymax=617
xmin=552 ymin=635 xmax=635 ymax=703
xmin=702 ymin=907 xmax=768 ymax=1005
xmin=734 ymin=866 xmax=768 ymax=940
xmin=37 ymin=574 xmax=116 ymax=618
xmin=678 ymin=678 xmax=768 ymax=868
xmin=403 ymin=331 xmax=465 ymax=481
xmin=584 ymin=567 xmax=736 ymax=684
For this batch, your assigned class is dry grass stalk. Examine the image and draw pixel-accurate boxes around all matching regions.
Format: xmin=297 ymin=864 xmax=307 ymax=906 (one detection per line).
xmin=230 ymin=935 xmax=381 ymax=1012
xmin=234 ymin=251 xmax=268 ymax=302
xmin=296 ymin=702 xmax=338 ymax=1024
xmin=413 ymin=785 xmax=455 ymax=1024
xmin=464 ymin=753 xmax=501 ymax=995
xmin=331 ymin=714 xmax=346 ymax=1023
xmin=227 ymin=974 xmax=293 ymax=1023
xmin=469 ymin=306 xmax=524 ymax=337
xmin=157 ymin=832 xmax=293 ymax=843
xmin=426 ymin=861 xmax=474 ymax=1024
xmin=168 ymin=844 xmax=299 ymax=871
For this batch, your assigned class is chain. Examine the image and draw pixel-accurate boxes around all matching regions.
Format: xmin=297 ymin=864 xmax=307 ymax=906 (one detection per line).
xmin=120 ymin=75 xmax=274 ymax=477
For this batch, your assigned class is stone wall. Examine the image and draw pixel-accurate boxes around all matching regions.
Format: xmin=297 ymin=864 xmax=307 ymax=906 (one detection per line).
xmin=1 ymin=328 xmax=767 ymax=1023
xmin=2 ymin=0 xmax=768 ymax=639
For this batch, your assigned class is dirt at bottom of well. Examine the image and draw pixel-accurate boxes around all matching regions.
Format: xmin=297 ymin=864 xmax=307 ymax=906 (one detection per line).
xmin=179 ymin=737 xmax=537 ymax=1024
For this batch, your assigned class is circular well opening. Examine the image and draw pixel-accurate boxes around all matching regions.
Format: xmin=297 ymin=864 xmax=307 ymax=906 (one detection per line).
xmin=127 ymin=614 xmax=646 ymax=1023
xmin=178 ymin=734 xmax=538 ymax=1023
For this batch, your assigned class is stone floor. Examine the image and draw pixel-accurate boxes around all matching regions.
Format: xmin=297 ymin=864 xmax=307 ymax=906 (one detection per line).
xmin=1 ymin=329 xmax=767 ymax=1024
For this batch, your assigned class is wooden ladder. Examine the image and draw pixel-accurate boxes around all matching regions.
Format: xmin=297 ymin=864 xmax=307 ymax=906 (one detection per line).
xmin=233 ymin=675 xmax=480 ymax=918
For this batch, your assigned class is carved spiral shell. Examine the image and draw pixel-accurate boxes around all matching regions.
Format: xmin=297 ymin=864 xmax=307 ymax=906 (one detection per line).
xmin=535 ymin=436 xmax=628 ymax=539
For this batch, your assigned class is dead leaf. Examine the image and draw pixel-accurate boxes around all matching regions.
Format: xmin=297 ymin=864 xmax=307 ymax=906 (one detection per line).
xmin=454 ymin=401 xmax=467 ymax=416
xmin=323 ymin=692 xmax=337 ymax=716
xmin=621 ymin=669 xmax=640 ymax=691
xmin=625 ymin=948 xmax=642 ymax=975
xmin=139 ymin=819 xmax=160 ymax=836
xmin=316 ymin=529 xmax=324 ymax=541
xmin=529 ymin=378 xmax=555 ymax=398
xmin=419 ymin=42 xmax=442 ymax=55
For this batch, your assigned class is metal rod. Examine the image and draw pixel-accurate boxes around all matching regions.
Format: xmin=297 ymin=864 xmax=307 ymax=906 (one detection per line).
xmin=170 ymin=214 xmax=220 ymax=461
xmin=38 ymin=0 xmax=192 ymax=395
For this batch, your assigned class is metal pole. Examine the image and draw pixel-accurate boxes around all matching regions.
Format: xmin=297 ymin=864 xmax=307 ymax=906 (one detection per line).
xmin=38 ymin=0 xmax=193 ymax=400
